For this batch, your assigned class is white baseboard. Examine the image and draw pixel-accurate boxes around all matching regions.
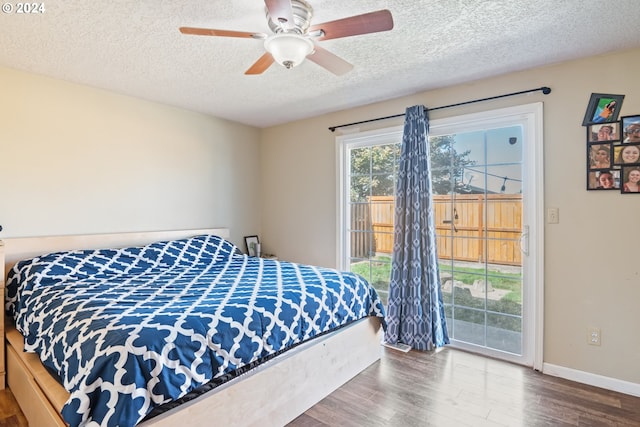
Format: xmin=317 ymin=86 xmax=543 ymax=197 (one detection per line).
xmin=543 ymin=363 xmax=640 ymax=397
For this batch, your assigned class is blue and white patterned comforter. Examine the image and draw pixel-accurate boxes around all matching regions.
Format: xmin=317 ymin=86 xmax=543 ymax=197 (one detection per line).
xmin=5 ymin=234 xmax=385 ymax=427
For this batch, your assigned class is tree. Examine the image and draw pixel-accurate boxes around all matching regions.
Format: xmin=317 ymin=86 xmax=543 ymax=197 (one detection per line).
xmin=349 ymin=135 xmax=475 ymax=201
xmin=350 ymin=144 xmax=400 ymax=202
xmin=429 ymin=135 xmax=476 ymax=195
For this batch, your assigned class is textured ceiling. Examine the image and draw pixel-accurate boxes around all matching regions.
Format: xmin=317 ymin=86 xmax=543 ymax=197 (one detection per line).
xmin=2 ymin=0 xmax=640 ymax=128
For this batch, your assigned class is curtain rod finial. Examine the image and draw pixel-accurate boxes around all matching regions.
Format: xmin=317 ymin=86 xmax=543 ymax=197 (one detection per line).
xmin=542 ymin=87 xmax=551 ymax=95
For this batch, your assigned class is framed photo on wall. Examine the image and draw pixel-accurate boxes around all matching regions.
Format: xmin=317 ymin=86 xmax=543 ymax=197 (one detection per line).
xmin=587 ymin=122 xmax=620 ymax=142
xmin=613 ymin=143 xmax=640 ymax=166
xmin=582 ymin=93 xmax=624 ymax=126
xmin=620 ymin=166 xmax=640 ymax=193
xmin=587 ymin=143 xmax=612 ymax=170
xmin=587 ymin=169 xmax=619 ymax=190
xmin=621 ymin=115 xmax=640 ymax=143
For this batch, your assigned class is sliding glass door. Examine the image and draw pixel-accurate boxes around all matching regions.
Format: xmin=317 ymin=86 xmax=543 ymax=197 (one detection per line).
xmin=429 ymin=104 xmax=542 ymax=366
xmin=338 ymin=103 xmax=543 ymax=367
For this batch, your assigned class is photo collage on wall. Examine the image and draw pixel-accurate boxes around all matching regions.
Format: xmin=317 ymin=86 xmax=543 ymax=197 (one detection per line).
xmin=583 ymin=93 xmax=640 ymax=193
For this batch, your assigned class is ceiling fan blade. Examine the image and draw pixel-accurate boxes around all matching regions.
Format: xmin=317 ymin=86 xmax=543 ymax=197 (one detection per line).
xmin=245 ymin=53 xmax=275 ymax=75
xmin=264 ymin=0 xmax=295 ymax=30
xmin=309 ymin=9 xmax=394 ymax=41
xmin=307 ymin=45 xmax=353 ymax=76
xmin=179 ymin=27 xmax=265 ymax=39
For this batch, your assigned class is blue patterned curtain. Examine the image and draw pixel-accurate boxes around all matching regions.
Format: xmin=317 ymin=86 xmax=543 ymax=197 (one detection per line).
xmin=384 ymin=105 xmax=449 ymax=351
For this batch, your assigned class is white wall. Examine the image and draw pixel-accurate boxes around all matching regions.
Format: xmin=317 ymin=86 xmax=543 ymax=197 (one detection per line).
xmin=260 ymin=48 xmax=640 ymax=387
xmin=0 ymin=66 xmax=261 ymax=247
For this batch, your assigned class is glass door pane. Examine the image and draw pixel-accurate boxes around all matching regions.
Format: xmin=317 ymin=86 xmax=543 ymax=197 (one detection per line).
xmin=347 ymin=143 xmax=399 ymax=305
xmin=435 ymin=125 xmax=525 ymax=356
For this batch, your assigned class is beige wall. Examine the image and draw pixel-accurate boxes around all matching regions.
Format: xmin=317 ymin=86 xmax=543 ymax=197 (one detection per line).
xmin=0 ymin=66 xmax=261 ymax=247
xmin=261 ymin=48 xmax=640 ymax=386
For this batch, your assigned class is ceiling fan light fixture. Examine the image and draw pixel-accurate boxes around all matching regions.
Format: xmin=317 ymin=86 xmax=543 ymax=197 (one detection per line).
xmin=264 ymin=33 xmax=314 ymax=69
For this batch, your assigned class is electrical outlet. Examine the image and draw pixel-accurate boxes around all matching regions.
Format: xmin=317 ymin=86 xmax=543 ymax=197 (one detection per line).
xmin=588 ymin=327 xmax=601 ymax=346
xmin=547 ymin=207 xmax=559 ymax=224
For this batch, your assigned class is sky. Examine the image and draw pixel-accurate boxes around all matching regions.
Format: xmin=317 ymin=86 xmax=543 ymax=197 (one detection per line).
xmin=448 ymin=125 xmax=523 ymax=194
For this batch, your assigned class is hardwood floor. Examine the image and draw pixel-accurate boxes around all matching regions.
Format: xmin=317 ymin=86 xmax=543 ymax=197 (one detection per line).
xmin=0 ymin=389 xmax=27 ymax=427
xmin=1 ymin=347 xmax=639 ymax=426
xmin=287 ymin=347 xmax=640 ymax=427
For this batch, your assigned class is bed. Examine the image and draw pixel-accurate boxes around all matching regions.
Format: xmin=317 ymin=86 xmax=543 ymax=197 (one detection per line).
xmin=0 ymin=228 xmax=385 ymax=427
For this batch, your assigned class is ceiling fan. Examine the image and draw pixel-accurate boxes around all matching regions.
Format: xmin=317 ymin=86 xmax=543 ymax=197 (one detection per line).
xmin=179 ymin=0 xmax=393 ymax=75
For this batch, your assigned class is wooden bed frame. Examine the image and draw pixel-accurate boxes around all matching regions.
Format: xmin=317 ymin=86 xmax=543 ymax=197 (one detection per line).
xmin=0 ymin=228 xmax=383 ymax=427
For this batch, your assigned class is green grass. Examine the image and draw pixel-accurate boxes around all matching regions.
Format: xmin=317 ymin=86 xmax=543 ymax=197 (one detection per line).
xmin=352 ymin=257 xmax=523 ymax=329
xmin=350 ymin=258 xmax=392 ymax=305
xmin=351 ymin=256 xmax=523 ymax=304
xmin=439 ymin=264 xmax=523 ymax=303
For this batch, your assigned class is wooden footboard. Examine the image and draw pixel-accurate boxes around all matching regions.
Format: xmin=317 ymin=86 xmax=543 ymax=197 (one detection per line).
xmin=6 ymin=326 xmax=68 ymax=426
xmin=144 ymin=316 xmax=382 ymax=427
xmin=6 ymin=317 xmax=381 ymax=427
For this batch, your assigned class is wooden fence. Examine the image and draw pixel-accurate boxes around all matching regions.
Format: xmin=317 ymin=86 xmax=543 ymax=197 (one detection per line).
xmin=351 ymin=194 xmax=523 ymax=266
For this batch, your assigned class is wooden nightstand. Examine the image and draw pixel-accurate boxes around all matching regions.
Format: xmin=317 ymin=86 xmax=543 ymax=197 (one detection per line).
xmin=0 ymin=241 xmax=6 ymax=389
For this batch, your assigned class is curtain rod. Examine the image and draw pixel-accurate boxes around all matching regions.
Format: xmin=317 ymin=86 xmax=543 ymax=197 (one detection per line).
xmin=328 ymin=86 xmax=551 ymax=132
